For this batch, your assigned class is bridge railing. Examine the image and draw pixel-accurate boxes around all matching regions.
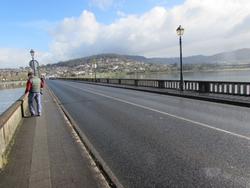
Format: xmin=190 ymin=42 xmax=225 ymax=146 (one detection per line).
xmin=55 ymin=78 xmax=250 ymax=96
xmin=184 ymin=81 xmax=250 ymax=96
xmin=0 ymin=95 xmax=28 ymax=168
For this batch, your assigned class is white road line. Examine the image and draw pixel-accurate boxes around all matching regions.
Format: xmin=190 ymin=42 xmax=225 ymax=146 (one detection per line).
xmin=66 ymin=83 xmax=250 ymax=141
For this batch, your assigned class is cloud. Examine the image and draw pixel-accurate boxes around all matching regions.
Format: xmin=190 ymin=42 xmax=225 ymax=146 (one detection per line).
xmin=0 ymin=48 xmax=55 ymax=68
xmin=50 ymin=10 xmax=101 ymax=60
xmin=116 ymin=10 xmax=127 ymax=17
xmin=90 ymin=0 xmax=114 ymax=10
xmin=227 ymin=15 xmax=250 ymax=36
xmin=49 ymin=0 xmax=250 ymax=61
xmin=89 ymin=0 xmax=126 ymax=10
xmin=0 ymin=48 xmax=30 ymax=68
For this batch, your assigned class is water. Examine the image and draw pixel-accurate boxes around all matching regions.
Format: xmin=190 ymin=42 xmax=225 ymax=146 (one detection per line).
xmin=127 ymin=69 xmax=250 ymax=82
xmin=0 ymin=88 xmax=24 ymax=115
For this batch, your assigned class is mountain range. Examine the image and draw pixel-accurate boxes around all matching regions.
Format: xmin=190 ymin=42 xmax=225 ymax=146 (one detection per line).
xmin=53 ymin=48 xmax=250 ymax=67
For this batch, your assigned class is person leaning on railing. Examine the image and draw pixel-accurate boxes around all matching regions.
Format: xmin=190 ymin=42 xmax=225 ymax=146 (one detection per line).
xmin=25 ymin=72 xmax=45 ymax=116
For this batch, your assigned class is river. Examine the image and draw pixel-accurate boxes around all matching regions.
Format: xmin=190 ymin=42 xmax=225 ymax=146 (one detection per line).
xmin=126 ymin=69 xmax=250 ymax=82
xmin=0 ymin=87 xmax=24 ymax=115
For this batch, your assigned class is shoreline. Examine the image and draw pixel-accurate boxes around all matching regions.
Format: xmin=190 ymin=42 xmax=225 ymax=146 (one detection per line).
xmin=136 ymin=67 xmax=247 ymax=75
xmin=184 ymin=68 xmax=250 ymax=73
xmin=0 ymin=81 xmax=26 ymax=90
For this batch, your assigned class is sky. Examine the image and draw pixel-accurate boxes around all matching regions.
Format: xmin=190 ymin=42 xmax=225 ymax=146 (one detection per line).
xmin=0 ymin=0 xmax=250 ymax=68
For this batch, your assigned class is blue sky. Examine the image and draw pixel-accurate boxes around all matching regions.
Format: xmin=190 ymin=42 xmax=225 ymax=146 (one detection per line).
xmin=0 ymin=0 xmax=183 ymax=51
xmin=0 ymin=0 xmax=250 ymax=68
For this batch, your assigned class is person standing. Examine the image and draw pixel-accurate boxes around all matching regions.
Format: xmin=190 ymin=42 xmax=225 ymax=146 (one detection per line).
xmin=25 ymin=72 xmax=44 ymax=116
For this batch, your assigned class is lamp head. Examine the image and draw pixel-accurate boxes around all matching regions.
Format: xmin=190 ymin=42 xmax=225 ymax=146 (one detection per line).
xmin=176 ymin=25 xmax=184 ymax=36
xmin=30 ymin=49 xmax=35 ymax=59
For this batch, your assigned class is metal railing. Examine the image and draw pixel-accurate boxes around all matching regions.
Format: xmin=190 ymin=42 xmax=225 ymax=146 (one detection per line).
xmin=55 ymin=78 xmax=250 ymax=96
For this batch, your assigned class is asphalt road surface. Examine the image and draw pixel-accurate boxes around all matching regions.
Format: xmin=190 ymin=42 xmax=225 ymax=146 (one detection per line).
xmin=47 ymin=80 xmax=250 ymax=188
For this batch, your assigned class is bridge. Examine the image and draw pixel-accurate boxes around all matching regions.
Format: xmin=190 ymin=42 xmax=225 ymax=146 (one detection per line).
xmin=0 ymin=79 xmax=250 ymax=188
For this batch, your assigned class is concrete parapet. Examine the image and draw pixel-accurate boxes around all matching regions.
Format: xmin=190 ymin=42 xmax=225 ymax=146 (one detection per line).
xmin=0 ymin=94 xmax=28 ymax=168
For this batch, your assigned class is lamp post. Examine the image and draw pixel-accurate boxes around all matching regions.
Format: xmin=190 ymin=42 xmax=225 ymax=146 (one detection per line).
xmin=176 ymin=25 xmax=184 ymax=91
xmin=93 ymin=58 xmax=97 ymax=82
xmin=134 ymin=67 xmax=138 ymax=79
xmin=29 ymin=49 xmax=39 ymax=76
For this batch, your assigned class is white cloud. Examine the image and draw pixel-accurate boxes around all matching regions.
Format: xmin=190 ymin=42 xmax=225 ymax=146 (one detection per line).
xmin=89 ymin=0 xmax=126 ymax=10
xmin=50 ymin=10 xmax=101 ymax=60
xmin=0 ymin=48 xmax=55 ymax=68
xmin=90 ymin=0 xmax=114 ymax=10
xmin=0 ymin=48 xmax=31 ymax=68
xmin=49 ymin=0 xmax=250 ymax=61
xmin=116 ymin=10 xmax=127 ymax=17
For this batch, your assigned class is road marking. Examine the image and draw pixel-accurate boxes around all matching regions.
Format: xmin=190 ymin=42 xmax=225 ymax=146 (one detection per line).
xmin=66 ymin=83 xmax=250 ymax=141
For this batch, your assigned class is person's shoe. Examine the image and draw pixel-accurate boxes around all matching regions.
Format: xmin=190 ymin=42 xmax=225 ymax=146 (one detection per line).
xmin=31 ymin=113 xmax=35 ymax=117
xmin=38 ymin=113 xmax=41 ymax=116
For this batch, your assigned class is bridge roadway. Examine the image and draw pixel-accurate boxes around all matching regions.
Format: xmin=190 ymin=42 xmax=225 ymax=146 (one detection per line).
xmin=48 ymin=80 xmax=250 ymax=188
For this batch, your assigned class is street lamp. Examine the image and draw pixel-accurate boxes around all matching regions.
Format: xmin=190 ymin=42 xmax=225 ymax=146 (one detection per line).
xmin=29 ymin=49 xmax=39 ymax=76
xmin=176 ymin=25 xmax=184 ymax=91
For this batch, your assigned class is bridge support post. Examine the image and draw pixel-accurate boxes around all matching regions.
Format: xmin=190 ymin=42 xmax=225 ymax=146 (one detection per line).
xmin=199 ymin=81 xmax=210 ymax=93
xmin=158 ymin=80 xmax=165 ymax=88
xmin=135 ymin=80 xmax=138 ymax=87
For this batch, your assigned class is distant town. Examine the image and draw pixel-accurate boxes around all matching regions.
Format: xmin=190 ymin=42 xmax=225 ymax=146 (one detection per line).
xmin=1 ymin=48 xmax=250 ymax=82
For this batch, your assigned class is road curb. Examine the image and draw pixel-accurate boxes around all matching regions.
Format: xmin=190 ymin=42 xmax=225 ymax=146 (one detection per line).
xmin=46 ymin=86 xmax=124 ymax=188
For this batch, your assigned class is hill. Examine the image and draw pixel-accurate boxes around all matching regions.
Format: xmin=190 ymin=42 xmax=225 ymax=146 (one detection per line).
xmin=147 ymin=48 xmax=250 ymax=64
xmin=51 ymin=48 xmax=250 ymax=67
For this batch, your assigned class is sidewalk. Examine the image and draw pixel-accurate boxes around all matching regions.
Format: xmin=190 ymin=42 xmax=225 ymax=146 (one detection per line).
xmin=0 ymin=89 xmax=105 ymax=188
